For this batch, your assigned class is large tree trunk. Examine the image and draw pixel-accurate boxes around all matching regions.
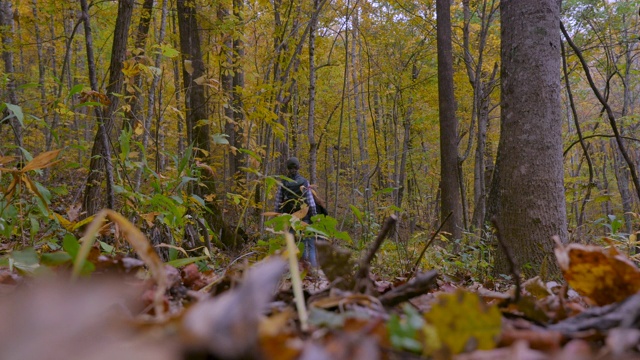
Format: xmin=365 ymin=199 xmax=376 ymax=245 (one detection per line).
xmin=177 ymin=0 xmax=244 ymax=250
xmin=490 ymin=0 xmax=568 ymax=278
xmin=436 ymin=0 xmax=463 ymax=240
xmin=82 ymin=0 xmax=133 ymax=215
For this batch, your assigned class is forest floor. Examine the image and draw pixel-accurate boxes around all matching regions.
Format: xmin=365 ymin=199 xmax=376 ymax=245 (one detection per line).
xmin=1 ymin=214 xmax=640 ymax=360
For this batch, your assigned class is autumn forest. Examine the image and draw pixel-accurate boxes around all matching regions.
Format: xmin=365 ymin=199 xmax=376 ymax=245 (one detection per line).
xmin=2 ymin=0 xmax=640 ymax=359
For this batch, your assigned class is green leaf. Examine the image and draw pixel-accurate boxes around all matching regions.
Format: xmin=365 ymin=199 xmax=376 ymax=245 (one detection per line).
xmin=212 ymin=133 xmax=229 ymax=145
xmin=160 ymin=43 xmax=180 ymax=58
xmin=4 ymin=103 xmax=24 ymax=126
xmin=69 ymin=84 xmax=85 ymax=97
xmin=166 ymin=255 xmax=208 ymax=268
xmin=10 ymin=248 xmax=40 ymax=274
xmin=41 ymin=252 xmax=72 ymax=266
xmin=99 ymin=240 xmax=114 ymax=254
xmin=350 ymin=205 xmax=364 ymax=223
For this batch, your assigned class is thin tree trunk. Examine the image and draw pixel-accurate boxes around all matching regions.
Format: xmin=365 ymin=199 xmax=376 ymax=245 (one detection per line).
xmin=0 ymin=1 xmax=23 ymax=153
xmin=350 ymin=11 xmax=368 ymax=188
xmin=31 ymin=0 xmax=49 ymax=150
xmin=233 ymin=0 xmax=245 ymax=177
xmin=561 ymin=23 xmax=640 ymax=210
xmin=220 ymin=2 xmax=236 ymax=176
xmin=308 ymin=0 xmax=319 ymax=185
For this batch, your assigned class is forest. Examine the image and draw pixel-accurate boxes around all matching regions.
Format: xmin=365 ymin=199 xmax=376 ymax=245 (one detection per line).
xmin=2 ymin=0 xmax=640 ymax=359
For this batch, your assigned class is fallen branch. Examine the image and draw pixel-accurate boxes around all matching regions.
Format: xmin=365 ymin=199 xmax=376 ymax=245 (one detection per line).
xmin=492 ymin=217 xmax=521 ymax=306
xmin=379 ymin=270 xmax=438 ymax=307
xmin=355 ymin=215 xmax=398 ymax=293
xmin=548 ymin=292 xmax=640 ymax=335
xmin=411 ymin=211 xmax=452 ymax=277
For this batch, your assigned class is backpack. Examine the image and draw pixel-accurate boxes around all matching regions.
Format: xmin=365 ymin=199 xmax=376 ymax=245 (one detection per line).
xmin=280 ymin=176 xmax=307 ymax=215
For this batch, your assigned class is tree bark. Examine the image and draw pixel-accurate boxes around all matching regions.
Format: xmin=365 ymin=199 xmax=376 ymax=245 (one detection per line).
xmin=82 ymin=0 xmax=133 ymax=215
xmin=0 ymin=1 xmax=23 ymax=153
xmin=308 ymin=0 xmax=319 ymax=185
xmin=491 ymin=0 xmax=568 ymax=277
xmin=436 ymin=0 xmax=463 ymax=240
xmin=177 ymin=0 xmax=244 ymax=250
xmin=232 ymin=0 xmax=245 ymax=176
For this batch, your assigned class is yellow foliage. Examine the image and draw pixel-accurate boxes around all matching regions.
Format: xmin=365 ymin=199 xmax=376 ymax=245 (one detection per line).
xmin=424 ymin=290 xmax=502 ymax=355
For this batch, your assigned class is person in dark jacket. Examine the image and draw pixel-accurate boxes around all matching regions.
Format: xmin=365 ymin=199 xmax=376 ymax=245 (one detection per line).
xmin=274 ymin=157 xmax=318 ymax=267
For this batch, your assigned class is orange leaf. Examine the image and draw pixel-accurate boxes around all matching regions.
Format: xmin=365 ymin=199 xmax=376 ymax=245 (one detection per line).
xmin=555 ymin=240 xmax=640 ymax=305
xmin=0 ymin=156 xmax=16 ymax=167
xmin=21 ymin=149 xmax=62 ymax=172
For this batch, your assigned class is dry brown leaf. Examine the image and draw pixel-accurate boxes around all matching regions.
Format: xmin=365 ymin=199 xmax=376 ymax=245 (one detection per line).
xmin=555 ymin=240 xmax=640 ymax=305
xmin=21 ymin=149 xmax=62 ymax=172
xmin=183 ymin=258 xmax=286 ymax=359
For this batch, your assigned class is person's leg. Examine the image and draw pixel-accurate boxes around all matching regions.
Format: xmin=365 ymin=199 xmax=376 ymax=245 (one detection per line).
xmin=302 ymin=237 xmax=318 ymax=267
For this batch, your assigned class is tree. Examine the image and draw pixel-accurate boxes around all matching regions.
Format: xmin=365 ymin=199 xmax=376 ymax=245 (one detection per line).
xmin=0 ymin=1 xmax=23 ymax=153
xmin=489 ymin=0 xmax=568 ymax=277
xmin=177 ymin=0 xmax=244 ymax=250
xmin=82 ymin=0 xmax=134 ymax=215
xmin=436 ymin=0 xmax=463 ymax=241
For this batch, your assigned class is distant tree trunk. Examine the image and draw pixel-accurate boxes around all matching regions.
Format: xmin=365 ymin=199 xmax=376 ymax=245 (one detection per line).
xmin=308 ymin=0 xmax=319 ymax=185
xmin=461 ymin=0 xmax=499 ymax=231
xmin=31 ymin=0 xmax=49 ymax=149
xmin=171 ymin=11 xmax=184 ymax=156
xmin=130 ymin=0 xmax=155 ymax=190
xmin=219 ymin=2 xmax=236 ymax=176
xmin=490 ymin=0 xmax=568 ymax=277
xmin=0 ymin=1 xmax=23 ymax=153
xmin=126 ymin=0 xmax=154 ymax=129
xmin=232 ymin=0 xmax=245 ymax=175
xmin=152 ymin=0 xmax=169 ymax=173
xmin=177 ymin=0 xmax=244 ymax=250
xmin=436 ymin=0 xmax=463 ymax=240
xmin=350 ymin=11 xmax=368 ymax=188
xmin=82 ymin=0 xmax=133 ymax=215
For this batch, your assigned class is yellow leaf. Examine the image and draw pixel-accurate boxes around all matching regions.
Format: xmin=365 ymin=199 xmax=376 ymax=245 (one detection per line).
xmin=194 ymin=75 xmax=206 ymax=85
xmin=555 ymin=241 xmax=640 ymax=305
xmin=121 ymin=59 xmax=140 ymax=78
xmin=21 ymin=149 xmax=62 ymax=172
xmin=291 ymin=205 xmax=309 ymax=221
xmin=133 ymin=121 xmax=144 ymax=135
xmin=424 ymin=290 xmax=501 ymax=355
xmin=52 ymin=212 xmax=74 ymax=232
xmin=184 ymin=60 xmax=194 ymax=75
xmin=77 ymin=210 xmax=168 ymax=317
xmin=22 ymin=175 xmax=49 ymax=211
xmin=71 ymin=215 xmax=95 ymax=231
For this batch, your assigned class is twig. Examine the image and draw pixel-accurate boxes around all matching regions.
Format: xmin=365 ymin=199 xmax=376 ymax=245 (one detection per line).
xmin=491 ymin=216 xmax=521 ymax=306
xmin=411 ymin=211 xmax=452 ymax=277
xmin=379 ymin=270 xmax=438 ymax=307
xmin=355 ymin=215 xmax=398 ymax=292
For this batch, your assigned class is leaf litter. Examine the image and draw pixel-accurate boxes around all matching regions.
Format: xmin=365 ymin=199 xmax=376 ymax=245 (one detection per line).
xmin=1 ymin=214 xmax=640 ymax=359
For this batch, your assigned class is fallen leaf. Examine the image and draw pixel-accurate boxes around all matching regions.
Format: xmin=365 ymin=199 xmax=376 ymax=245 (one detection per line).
xmin=555 ymin=240 xmax=640 ymax=305
xmin=182 ymin=258 xmax=286 ymax=359
xmin=424 ymin=290 xmax=502 ymax=355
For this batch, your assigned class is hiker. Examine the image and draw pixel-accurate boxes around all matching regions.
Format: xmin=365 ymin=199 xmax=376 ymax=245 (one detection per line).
xmin=274 ymin=157 xmax=318 ymax=267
